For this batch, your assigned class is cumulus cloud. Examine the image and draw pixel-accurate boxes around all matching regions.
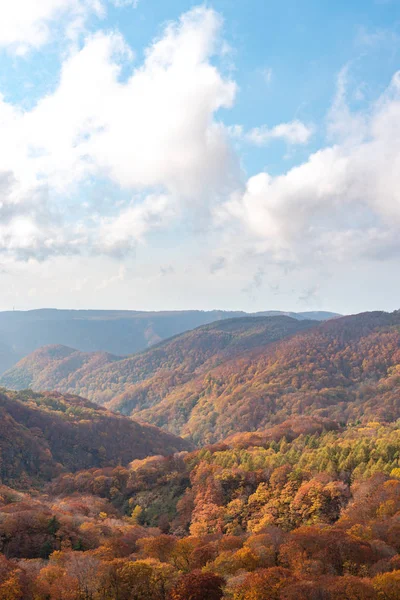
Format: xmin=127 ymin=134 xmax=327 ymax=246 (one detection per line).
xmin=2 ymin=1 xmax=400 ymax=284
xmin=0 ymin=0 xmax=142 ymax=55
xmin=81 ymin=9 xmax=238 ymax=198
xmin=0 ymin=6 xmax=238 ymax=258
xmin=0 ymin=0 xmax=105 ymax=54
xmin=218 ymin=71 xmax=400 ymax=265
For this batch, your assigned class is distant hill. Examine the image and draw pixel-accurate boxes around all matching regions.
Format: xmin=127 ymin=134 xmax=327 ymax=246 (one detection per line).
xmin=133 ymin=310 xmax=400 ymax=444
xmin=0 ymin=308 xmax=339 ymax=374
xmin=0 ymin=345 xmax=120 ymax=392
xmin=0 ymin=388 xmax=191 ymax=487
xmin=0 ymin=316 xmax=318 ymax=409
xmin=4 ymin=311 xmax=400 ymax=447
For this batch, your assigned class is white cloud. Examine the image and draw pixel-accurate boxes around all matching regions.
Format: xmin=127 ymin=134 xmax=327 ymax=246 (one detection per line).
xmin=0 ymin=0 xmax=141 ymax=55
xmin=327 ymin=66 xmax=368 ymax=143
xmin=218 ymin=71 xmax=400 ymax=265
xmin=97 ymin=194 xmax=175 ymax=255
xmin=82 ymin=9 xmax=237 ymax=198
xmin=2 ymin=0 xmax=400 ymax=294
xmin=247 ymin=120 xmax=314 ymax=145
xmin=0 ymin=6 xmax=238 ymax=258
xmin=0 ymin=0 xmax=104 ymax=54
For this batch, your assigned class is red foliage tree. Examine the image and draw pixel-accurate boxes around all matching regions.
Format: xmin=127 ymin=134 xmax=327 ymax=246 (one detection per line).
xmin=169 ymin=571 xmax=225 ymax=600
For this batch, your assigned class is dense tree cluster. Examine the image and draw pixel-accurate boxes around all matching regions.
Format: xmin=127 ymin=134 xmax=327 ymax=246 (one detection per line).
xmin=1 ymin=418 xmax=399 ymax=598
xmin=1 ymin=311 xmax=400 ymax=598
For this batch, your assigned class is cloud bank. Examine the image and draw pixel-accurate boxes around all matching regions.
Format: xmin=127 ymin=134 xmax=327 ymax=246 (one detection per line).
xmin=0 ymin=1 xmax=399 ymax=309
xmin=218 ymin=71 xmax=400 ymax=267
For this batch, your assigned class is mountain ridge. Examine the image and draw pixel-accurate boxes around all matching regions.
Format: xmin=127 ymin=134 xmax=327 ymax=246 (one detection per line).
xmin=3 ymin=310 xmax=400 ymax=446
xmin=0 ymin=308 xmax=339 ymax=374
xmin=0 ymin=316 xmax=318 ymax=410
xmin=134 ymin=310 xmax=400 ymax=443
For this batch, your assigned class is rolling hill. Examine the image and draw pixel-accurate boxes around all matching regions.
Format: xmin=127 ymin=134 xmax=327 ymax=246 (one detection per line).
xmin=1 ymin=313 xmax=400 ymax=598
xmin=4 ymin=311 xmax=400 ymax=447
xmin=133 ymin=310 xmax=400 ymax=444
xmin=0 ymin=316 xmax=318 ymax=409
xmin=0 ymin=345 xmax=120 ymax=392
xmin=0 ymin=308 xmax=339 ymax=374
xmin=0 ymin=388 xmax=191 ymax=487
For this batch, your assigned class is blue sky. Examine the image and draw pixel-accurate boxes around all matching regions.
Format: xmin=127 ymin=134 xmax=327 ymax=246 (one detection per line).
xmin=0 ymin=0 xmax=399 ymax=314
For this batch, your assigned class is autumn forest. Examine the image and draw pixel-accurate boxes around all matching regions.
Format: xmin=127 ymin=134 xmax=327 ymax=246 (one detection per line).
xmin=1 ymin=311 xmax=400 ymax=599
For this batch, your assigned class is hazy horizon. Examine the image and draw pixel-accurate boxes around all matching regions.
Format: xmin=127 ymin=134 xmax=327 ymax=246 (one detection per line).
xmin=0 ymin=306 xmax=343 ymax=314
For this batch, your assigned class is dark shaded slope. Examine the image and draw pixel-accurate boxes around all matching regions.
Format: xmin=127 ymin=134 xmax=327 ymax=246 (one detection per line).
xmin=0 ymin=389 xmax=192 ymax=487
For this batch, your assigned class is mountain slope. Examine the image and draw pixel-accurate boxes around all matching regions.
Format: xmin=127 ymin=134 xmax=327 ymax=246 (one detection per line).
xmin=134 ymin=310 xmax=400 ymax=444
xmin=0 ymin=308 xmax=339 ymax=374
xmin=105 ymin=316 xmax=318 ymax=414
xmin=0 ymin=316 xmax=318 ymax=409
xmin=5 ymin=311 xmax=400 ymax=448
xmin=0 ymin=388 xmax=191 ymax=487
xmin=0 ymin=345 xmax=120 ymax=392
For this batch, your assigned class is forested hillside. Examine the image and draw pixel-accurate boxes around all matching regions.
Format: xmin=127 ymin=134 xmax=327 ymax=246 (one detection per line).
xmin=0 ymin=345 xmax=120 ymax=392
xmin=0 ymin=309 xmax=337 ymax=374
xmin=133 ymin=311 xmax=400 ymax=444
xmin=0 ymin=417 xmax=399 ymax=598
xmin=4 ymin=311 xmax=400 ymax=448
xmin=1 ymin=317 xmax=400 ymax=598
xmin=0 ymin=316 xmax=317 ymax=407
xmin=2 ymin=311 xmax=400 ymax=599
xmin=0 ymin=388 xmax=191 ymax=487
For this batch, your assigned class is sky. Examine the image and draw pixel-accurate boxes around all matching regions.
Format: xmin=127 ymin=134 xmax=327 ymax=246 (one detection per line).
xmin=0 ymin=0 xmax=400 ymax=314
